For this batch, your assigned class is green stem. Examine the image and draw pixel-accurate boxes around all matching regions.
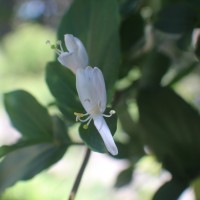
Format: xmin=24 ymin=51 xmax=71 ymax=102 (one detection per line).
xmin=68 ymin=148 xmax=91 ymax=200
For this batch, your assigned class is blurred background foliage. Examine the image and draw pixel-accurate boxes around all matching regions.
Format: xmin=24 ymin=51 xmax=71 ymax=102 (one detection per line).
xmin=1 ymin=0 xmax=200 ymax=199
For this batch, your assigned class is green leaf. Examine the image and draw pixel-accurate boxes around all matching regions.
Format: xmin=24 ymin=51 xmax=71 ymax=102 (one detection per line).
xmin=0 ymin=143 xmax=67 ymax=194
xmin=153 ymin=179 xmax=188 ymax=200
xmin=51 ymin=115 xmax=71 ymax=144
xmin=3 ymin=90 xmax=71 ymax=158
xmin=139 ymin=50 xmax=170 ymax=89
xmin=137 ymin=87 xmax=200 ymax=181
xmin=46 ymin=61 xmax=83 ymax=122
xmin=116 ymin=100 xmax=144 ymax=159
xmin=79 ymin=109 xmax=117 ymax=154
xmin=114 ymin=166 xmax=133 ymax=188
xmin=120 ymin=12 xmax=144 ymax=53
xmin=119 ymin=12 xmax=144 ymax=78
xmin=57 ymin=0 xmax=120 ymax=102
xmin=155 ymin=3 xmax=197 ymax=34
xmin=119 ymin=0 xmax=141 ymax=16
xmin=4 ymin=90 xmax=53 ymax=140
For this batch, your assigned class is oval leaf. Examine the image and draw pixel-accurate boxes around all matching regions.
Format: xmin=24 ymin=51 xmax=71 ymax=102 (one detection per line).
xmin=46 ymin=61 xmax=83 ymax=122
xmin=0 ymin=143 xmax=67 ymax=194
xmin=138 ymin=87 xmax=200 ymax=180
xmin=153 ymin=178 xmax=188 ymax=200
xmin=4 ymin=90 xmax=53 ymax=140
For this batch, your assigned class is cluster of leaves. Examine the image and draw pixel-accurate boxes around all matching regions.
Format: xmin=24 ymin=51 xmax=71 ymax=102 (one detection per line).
xmin=2 ymin=0 xmax=200 ymax=199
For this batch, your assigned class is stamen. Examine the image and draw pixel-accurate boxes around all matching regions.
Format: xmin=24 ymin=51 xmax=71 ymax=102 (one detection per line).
xmin=74 ymin=112 xmax=85 ymax=118
xmin=74 ymin=112 xmax=90 ymax=122
xmin=103 ymin=110 xmax=116 ymax=117
xmin=78 ymin=115 xmax=91 ymax=123
xmin=46 ymin=40 xmax=64 ymax=55
xmin=74 ymin=111 xmax=93 ymax=129
xmin=56 ymin=40 xmax=64 ymax=52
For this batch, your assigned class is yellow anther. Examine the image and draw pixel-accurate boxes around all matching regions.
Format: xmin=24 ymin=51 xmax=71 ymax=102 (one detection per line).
xmin=83 ymin=124 xmax=88 ymax=129
xmin=74 ymin=112 xmax=84 ymax=117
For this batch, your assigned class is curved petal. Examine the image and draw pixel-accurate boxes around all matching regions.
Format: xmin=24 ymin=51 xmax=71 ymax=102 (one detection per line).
xmin=76 ymin=67 xmax=97 ymax=113
xmin=92 ymin=67 xmax=107 ymax=112
xmin=64 ymin=34 xmax=88 ymax=68
xmin=93 ymin=115 xmax=118 ymax=155
xmin=64 ymin=34 xmax=79 ymax=51
xmin=58 ymin=52 xmax=79 ymax=74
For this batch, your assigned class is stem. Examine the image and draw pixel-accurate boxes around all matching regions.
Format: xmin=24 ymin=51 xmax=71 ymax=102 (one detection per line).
xmin=68 ymin=148 xmax=91 ymax=200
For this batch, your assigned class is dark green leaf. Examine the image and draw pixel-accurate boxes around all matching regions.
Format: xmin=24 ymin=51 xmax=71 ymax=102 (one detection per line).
xmin=119 ymin=12 xmax=144 ymax=78
xmin=116 ymin=100 xmax=144 ymax=159
xmin=46 ymin=61 xmax=83 ymax=122
xmin=120 ymin=12 xmax=144 ymax=53
xmin=114 ymin=166 xmax=133 ymax=188
xmin=0 ymin=115 xmax=72 ymax=158
xmin=57 ymin=0 xmax=120 ymax=102
xmin=138 ymin=87 xmax=200 ymax=180
xmin=139 ymin=51 xmax=170 ymax=89
xmin=113 ymin=142 xmax=132 ymax=159
xmin=79 ymin=109 xmax=117 ymax=154
xmin=4 ymin=90 xmax=53 ymax=140
xmin=155 ymin=3 xmax=197 ymax=34
xmin=51 ymin=115 xmax=71 ymax=144
xmin=0 ymin=143 xmax=67 ymax=194
xmin=153 ymin=178 xmax=188 ymax=200
xmin=119 ymin=0 xmax=140 ymax=16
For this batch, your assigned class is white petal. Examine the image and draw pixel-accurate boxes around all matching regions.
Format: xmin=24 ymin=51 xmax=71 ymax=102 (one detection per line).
xmin=58 ymin=52 xmax=79 ymax=74
xmin=64 ymin=34 xmax=79 ymax=51
xmin=93 ymin=115 xmax=118 ymax=155
xmin=64 ymin=34 xmax=88 ymax=68
xmin=76 ymin=67 xmax=97 ymax=113
xmin=92 ymin=67 xmax=107 ymax=112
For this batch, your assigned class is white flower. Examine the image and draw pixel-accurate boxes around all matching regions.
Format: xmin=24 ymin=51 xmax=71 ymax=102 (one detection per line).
xmin=47 ymin=34 xmax=88 ymax=74
xmin=50 ymin=34 xmax=118 ymax=155
xmin=75 ymin=66 xmax=118 ymax=155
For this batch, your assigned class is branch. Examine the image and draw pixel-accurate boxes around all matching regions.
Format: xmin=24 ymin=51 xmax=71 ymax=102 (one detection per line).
xmin=68 ymin=148 xmax=91 ymax=200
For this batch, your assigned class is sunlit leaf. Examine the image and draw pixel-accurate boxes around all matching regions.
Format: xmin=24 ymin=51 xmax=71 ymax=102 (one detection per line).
xmin=4 ymin=90 xmax=53 ymax=140
xmin=0 ymin=143 xmax=67 ymax=194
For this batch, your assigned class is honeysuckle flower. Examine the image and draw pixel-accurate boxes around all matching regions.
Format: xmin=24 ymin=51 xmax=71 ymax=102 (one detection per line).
xmin=75 ymin=66 xmax=118 ymax=155
xmin=47 ymin=34 xmax=88 ymax=74
xmin=50 ymin=34 xmax=118 ymax=155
